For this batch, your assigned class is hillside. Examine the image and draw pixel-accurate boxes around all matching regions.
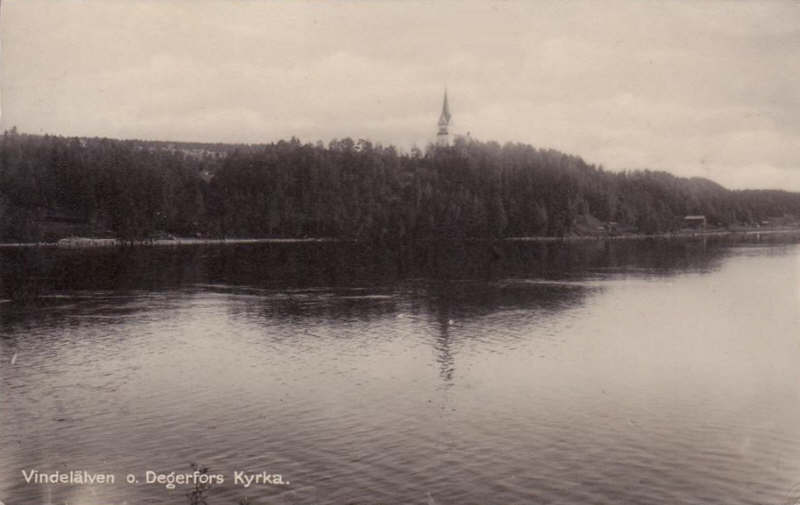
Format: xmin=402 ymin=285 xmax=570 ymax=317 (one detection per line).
xmin=0 ymin=129 xmax=798 ymax=242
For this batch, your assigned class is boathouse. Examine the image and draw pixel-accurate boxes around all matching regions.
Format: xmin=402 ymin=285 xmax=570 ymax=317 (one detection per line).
xmin=683 ymin=215 xmax=706 ymax=229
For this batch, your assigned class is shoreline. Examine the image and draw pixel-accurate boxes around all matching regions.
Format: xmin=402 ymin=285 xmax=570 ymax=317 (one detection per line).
xmin=505 ymin=227 xmax=800 ymax=242
xmin=0 ymin=237 xmax=339 ymax=249
xmin=0 ymin=228 xmax=798 ymax=249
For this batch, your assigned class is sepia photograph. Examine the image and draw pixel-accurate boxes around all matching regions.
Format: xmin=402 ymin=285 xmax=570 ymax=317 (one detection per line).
xmin=1 ymin=1 xmax=800 ymax=504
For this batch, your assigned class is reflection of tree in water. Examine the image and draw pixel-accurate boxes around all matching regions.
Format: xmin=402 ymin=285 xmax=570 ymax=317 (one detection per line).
xmin=0 ymin=248 xmax=48 ymax=302
xmin=0 ymin=235 xmax=781 ymax=304
xmin=502 ymin=238 xmax=728 ymax=279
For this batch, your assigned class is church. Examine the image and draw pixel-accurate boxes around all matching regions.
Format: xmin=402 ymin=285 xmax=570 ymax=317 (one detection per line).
xmin=435 ymin=89 xmax=470 ymax=147
xmin=436 ymin=89 xmax=452 ymax=146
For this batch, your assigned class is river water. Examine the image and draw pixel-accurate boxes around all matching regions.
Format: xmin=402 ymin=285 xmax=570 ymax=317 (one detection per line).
xmin=1 ymin=236 xmax=800 ymax=505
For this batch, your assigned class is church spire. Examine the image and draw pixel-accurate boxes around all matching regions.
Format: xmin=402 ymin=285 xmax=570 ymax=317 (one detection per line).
xmin=439 ymin=89 xmax=451 ymax=126
xmin=436 ymin=89 xmax=451 ymax=145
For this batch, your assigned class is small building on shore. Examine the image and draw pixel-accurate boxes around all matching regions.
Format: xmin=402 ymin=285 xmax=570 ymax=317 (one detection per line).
xmin=683 ymin=215 xmax=706 ymax=229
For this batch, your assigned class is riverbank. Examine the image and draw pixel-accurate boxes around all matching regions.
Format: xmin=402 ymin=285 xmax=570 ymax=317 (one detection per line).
xmin=1 ymin=227 xmax=799 ymax=249
xmin=506 ymin=227 xmax=800 ymax=242
xmin=0 ymin=237 xmax=338 ymax=248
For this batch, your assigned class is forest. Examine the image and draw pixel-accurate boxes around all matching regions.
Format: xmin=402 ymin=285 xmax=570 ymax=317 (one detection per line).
xmin=1 ymin=128 xmax=799 ymax=243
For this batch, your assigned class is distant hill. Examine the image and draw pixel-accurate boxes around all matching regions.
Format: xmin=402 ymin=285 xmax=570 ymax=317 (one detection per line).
xmin=125 ymin=138 xmax=255 ymax=158
xmin=0 ymin=129 xmax=798 ymax=242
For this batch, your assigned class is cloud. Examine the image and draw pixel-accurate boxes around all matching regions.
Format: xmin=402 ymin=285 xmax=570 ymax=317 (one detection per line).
xmin=1 ymin=0 xmax=798 ymax=189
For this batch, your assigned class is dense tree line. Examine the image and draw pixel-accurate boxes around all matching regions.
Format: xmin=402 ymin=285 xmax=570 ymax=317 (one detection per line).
xmin=1 ymin=129 xmax=799 ymax=242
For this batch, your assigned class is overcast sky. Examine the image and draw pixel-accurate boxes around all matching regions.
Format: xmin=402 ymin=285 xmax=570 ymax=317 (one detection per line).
xmin=1 ymin=0 xmax=799 ymax=190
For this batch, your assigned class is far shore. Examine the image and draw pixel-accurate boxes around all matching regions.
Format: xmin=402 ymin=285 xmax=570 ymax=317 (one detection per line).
xmin=506 ymin=227 xmax=800 ymax=242
xmin=1 ymin=227 xmax=799 ymax=249
xmin=0 ymin=237 xmax=339 ymax=249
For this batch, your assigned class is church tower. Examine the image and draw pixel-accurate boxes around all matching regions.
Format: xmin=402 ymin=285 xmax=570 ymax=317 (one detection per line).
xmin=436 ymin=89 xmax=451 ymax=146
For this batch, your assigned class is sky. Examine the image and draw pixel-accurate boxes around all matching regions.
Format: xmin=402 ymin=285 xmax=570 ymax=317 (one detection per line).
xmin=1 ymin=0 xmax=799 ymax=190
